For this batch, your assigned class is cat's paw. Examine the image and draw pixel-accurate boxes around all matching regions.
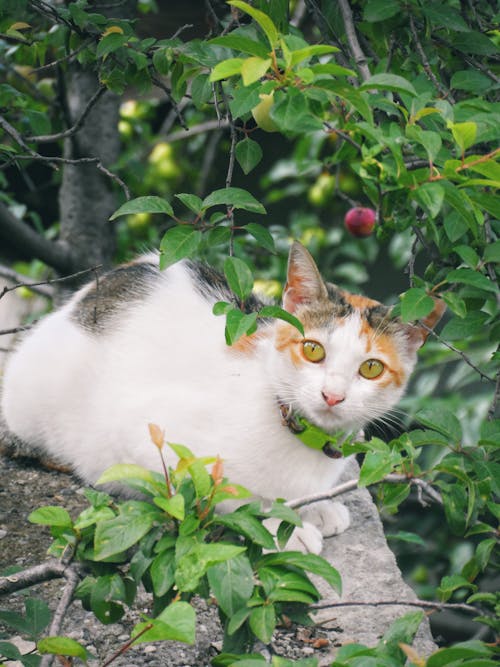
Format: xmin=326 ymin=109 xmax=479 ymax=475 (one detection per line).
xmin=300 ymin=500 xmax=350 ymax=538
xmin=285 ymin=522 xmax=324 ymax=555
xmin=263 ymin=518 xmax=323 ymax=554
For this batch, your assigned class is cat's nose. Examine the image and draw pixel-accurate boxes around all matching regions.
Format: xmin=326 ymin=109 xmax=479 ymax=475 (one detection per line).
xmin=322 ymin=391 xmax=345 ymax=407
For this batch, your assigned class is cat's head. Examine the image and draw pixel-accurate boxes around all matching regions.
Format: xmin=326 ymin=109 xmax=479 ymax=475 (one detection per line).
xmin=268 ymin=242 xmax=445 ymax=435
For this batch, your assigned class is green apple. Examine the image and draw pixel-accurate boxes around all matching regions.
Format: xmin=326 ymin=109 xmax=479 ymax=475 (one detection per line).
xmin=251 ymin=92 xmax=279 ymax=132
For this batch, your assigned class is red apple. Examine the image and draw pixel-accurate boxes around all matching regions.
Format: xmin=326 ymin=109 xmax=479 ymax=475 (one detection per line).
xmin=344 ymin=207 xmax=376 ymax=237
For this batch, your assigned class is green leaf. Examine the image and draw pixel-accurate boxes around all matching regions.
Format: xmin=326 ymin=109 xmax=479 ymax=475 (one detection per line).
xmin=38 ymin=636 xmax=88 ymax=660
xmin=235 ymin=138 xmax=263 ymax=174
xmin=399 ymin=288 xmax=435 ymax=323
xmin=484 ymin=240 xmax=500 ymax=264
xmin=23 ymin=597 xmax=50 ymax=637
xmin=228 ymin=1 xmax=279 ymax=48
xmin=258 ymin=305 xmax=304 ymax=336
xmin=363 ymin=0 xmax=401 ymax=22
xmin=225 ymin=309 xmax=258 ymax=345
xmin=359 ymin=450 xmax=395 ymax=486
xmin=94 ymin=501 xmax=160 ymax=560
xmin=258 ymin=552 xmax=341 ymax=594
xmin=132 ymin=601 xmax=196 ymax=644
xmin=360 ymin=73 xmax=417 ymax=97
xmin=96 ymin=32 xmax=128 ymax=58
xmin=207 ymin=553 xmax=254 ymax=616
xmin=241 ymin=56 xmax=272 ymax=86
xmin=386 ymin=531 xmax=426 ymax=546
xmin=209 ymin=34 xmax=269 ymax=58
xmin=451 ymin=31 xmax=498 ymax=56
xmin=159 ymin=226 xmax=202 ymax=269
xmin=249 ymin=604 xmax=276 ymax=644
xmin=289 ymin=44 xmax=339 ymax=66
xmin=150 ymin=549 xmax=175 ymax=596
xmin=245 ymin=222 xmax=275 ymax=253
xmin=413 ymin=183 xmax=444 ymax=219
xmin=213 ymin=511 xmax=276 ymax=549
xmin=224 ymin=256 xmax=254 ymax=301
xmin=28 ymin=506 xmax=72 ymax=528
xmin=416 ymin=407 xmax=462 ymax=442
xmin=154 ymin=493 xmax=185 ymax=520
xmin=438 ymin=574 xmax=477 ymax=602
xmin=441 ymin=311 xmax=489 ymax=340
xmin=209 ymin=57 xmax=245 ymax=82
xmin=446 ymin=268 xmax=498 ymax=294
xmin=203 ymin=187 xmax=266 ymax=214
xmin=271 ymin=88 xmax=322 ymax=132
xmin=454 ymin=244 xmax=480 ymax=268
xmin=229 ymin=81 xmax=263 ymax=118
xmin=110 ymin=195 xmax=173 ymax=220
xmin=175 ymin=192 xmax=203 ymax=214
xmin=449 ymin=121 xmax=478 ymax=152
xmin=451 ymin=70 xmax=491 ymax=94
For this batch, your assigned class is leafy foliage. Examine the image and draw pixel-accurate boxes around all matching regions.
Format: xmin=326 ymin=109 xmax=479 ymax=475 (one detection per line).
xmin=0 ymin=0 xmax=499 ymax=663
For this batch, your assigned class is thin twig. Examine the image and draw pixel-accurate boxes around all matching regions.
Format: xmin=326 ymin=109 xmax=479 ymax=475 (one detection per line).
xmin=32 ymin=38 xmax=93 ymax=74
xmin=0 ymin=323 xmax=37 ymax=336
xmin=164 ymin=118 xmax=230 ymax=143
xmin=0 ymin=264 xmax=103 ymax=302
xmin=100 ymin=623 xmax=154 ymax=667
xmin=0 ymin=265 xmax=53 ymax=298
xmin=312 ymin=598 xmax=479 ymax=616
xmin=409 ymin=15 xmax=455 ymax=103
xmin=421 ymin=322 xmax=496 ymax=384
xmin=487 ymin=371 xmax=500 ymax=420
xmin=39 ymin=568 xmax=82 ymax=667
xmin=2 ymin=154 xmax=130 ymax=200
xmin=151 ymin=75 xmax=188 ymax=130
xmin=337 ymin=0 xmax=371 ymax=82
xmin=26 ymin=85 xmax=106 ymax=143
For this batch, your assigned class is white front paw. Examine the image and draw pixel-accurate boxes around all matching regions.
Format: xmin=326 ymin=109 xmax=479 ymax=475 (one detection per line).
xmin=300 ymin=500 xmax=350 ymax=538
xmin=286 ymin=522 xmax=324 ymax=554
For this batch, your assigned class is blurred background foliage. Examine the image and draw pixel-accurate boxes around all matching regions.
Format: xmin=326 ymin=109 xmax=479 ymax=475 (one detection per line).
xmin=0 ymin=0 xmax=498 ymax=649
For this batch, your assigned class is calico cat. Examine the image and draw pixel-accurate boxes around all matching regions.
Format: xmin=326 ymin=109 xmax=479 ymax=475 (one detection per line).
xmin=1 ymin=242 xmax=444 ymax=553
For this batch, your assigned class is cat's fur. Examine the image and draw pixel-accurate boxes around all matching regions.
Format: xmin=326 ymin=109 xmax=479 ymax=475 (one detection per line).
xmin=1 ymin=242 xmax=444 ymax=553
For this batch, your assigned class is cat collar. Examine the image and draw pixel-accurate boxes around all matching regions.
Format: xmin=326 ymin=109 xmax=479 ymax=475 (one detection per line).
xmin=278 ymin=401 xmax=343 ymax=459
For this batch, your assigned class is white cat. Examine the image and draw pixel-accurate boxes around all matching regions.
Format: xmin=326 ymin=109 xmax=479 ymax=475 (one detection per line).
xmin=1 ymin=242 xmax=443 ymax=553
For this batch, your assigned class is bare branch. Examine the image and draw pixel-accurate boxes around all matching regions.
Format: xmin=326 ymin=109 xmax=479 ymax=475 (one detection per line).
xmin=0 ymin=560 xmax=69 ymax=596
xmin=0 ymin=263 xmax=103 ymax=304
xmin=286 ymin=472 xmax=443 ymax=511
xmin=39 ymin=567 xmax=82 ymax=667
xmin=0 ymin=201 xmax=74 ymax=275
xmin=0 ymin=265 xmax=53 ymax=298
xmin=32 ymin=38 xmax=94 ymax=74
xmin=26 ymin=85 xmax=107 ymax=143
xmin=164 ymin=119 xmax=230 ymax=143
xmin=409 ymin=15 xmax=455 ymax=103
xmin=337 ymin=0 xmax=371 ymax=82
xmin=0 ymin=323 xmax=37 ymax=336
xmin=312 ymin=598 xmax=480 ymax=616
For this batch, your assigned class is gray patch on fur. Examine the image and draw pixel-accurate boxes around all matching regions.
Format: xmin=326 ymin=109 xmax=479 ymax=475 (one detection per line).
xmin=186 ymin=260 xmax=266 ymax=314
xmin=366 ymin=304 xmax=401 ymax=335
xmin=70 ymin=261 xmax=160 ymax=334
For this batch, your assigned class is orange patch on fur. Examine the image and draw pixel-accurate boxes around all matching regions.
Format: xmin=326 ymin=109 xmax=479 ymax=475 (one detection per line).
xmin=343 ymin=292 xmax=381 ymax=310
xmin=275 ymin=323 xmax=304 ymax=366
xmin=359 ymin=319 xmax=404 ymax=387
xmin=230 ymin=330 xmax=269 ymax=355
xmin=375 ymin=332 xmax=405 ymax=387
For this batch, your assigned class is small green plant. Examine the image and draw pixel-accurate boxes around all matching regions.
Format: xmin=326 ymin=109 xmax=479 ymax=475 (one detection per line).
xmin=9 ymin=424 xmax=339 ymax=663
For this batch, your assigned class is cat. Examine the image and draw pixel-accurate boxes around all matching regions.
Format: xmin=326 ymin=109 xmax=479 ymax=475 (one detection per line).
xmin=1 ymin=242 xmax=444 ymax=553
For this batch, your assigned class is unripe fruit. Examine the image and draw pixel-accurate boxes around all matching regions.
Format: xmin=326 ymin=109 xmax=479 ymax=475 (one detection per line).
xmin=344 ymin=207 xmax=376 ymax=237
xmin=251 ymin=92 xmax=279 ymax=132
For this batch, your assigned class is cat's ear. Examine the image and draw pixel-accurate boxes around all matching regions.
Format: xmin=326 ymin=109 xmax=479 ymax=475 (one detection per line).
xmin=283 ymin=242 xmax=328 ymax=313
xmin=404 ymin=298 xmax=446 ymax=352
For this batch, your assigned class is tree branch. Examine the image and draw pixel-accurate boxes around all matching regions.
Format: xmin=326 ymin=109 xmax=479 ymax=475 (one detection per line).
xmin=0 ymin=202 xmax=75 ymax=274
xmin=312 ymin=598 xmax=480 ymax=616
xmin=0 ymin=265 xmax=53 ymax=298
xmin=0 ymin=560 xmax=70 ymax=596
xmin=26 ymin=85 xmax=107 ymax=143
xmin=337 ymin=0 xmax=371 ymax=82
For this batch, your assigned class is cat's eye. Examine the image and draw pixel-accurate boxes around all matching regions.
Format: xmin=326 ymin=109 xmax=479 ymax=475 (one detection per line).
xmin=302 ymin=340 xmax=325 ymax=363
xmin=359 ymin=359 xmax=384 ymax=379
